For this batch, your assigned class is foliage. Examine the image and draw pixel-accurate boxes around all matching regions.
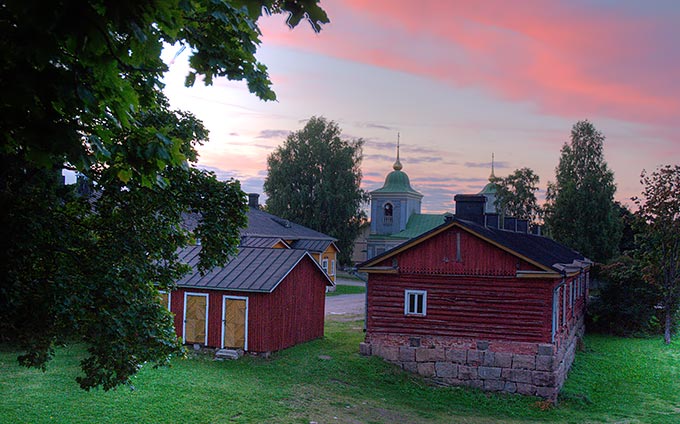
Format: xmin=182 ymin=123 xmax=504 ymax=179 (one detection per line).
xmin=544 ymin=120 xmax=622 ymax=263
xmin=634 ymin=165 xmax=680 ymax=344
xmin=264 ymin=116 xmax=368 ymax=265
xmin=1 ymin=324 xmax=679 ymax=423
xmin=490 ymin=167 xmax=541 ymax=223
xmin=588 ymin=256 xmax=662 ymax=336
xmin=0 ymin=0 xmax=328 ymax=390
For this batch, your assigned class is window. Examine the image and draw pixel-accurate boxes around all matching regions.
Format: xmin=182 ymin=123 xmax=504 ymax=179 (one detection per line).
xmin=404 ymin=290 xmax=427 ymax=316
xmin=322 ymin=258 xmax=329 ymax=273
xmin=330 ymin=260 xmax=336 ymax=276
xmin=383 ymin=202 xmax=393 ymax=225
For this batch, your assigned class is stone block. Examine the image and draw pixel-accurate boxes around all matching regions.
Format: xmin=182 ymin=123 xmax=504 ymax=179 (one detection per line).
xmin=493 ymin=352 xmax=513 ymax=368
xmin=417 ymin=362 xmax=435 ymax=377
xmin=403 ymin=362 xmax=418 ymax=373
xmin=215 ymin=349 xmax=240 ymax=360
xmin=359 ymin=342 xmax=372 ymax=356
xmin=478 ymin=366 xmax=502 ymax=380
xmin=503 ymin=382 xmax=517 ymax=394
xmin=484 ymin=379 xmax=505 ymax=391
xmin=535 ymin=355 xmax=554 ymax=371
xmin=446 ymin=349 xmax=467 ymax=364
xmin=435 ymin=362 xmax=458 ymax=378
xmin=416 ymin=347 xmax=445 ymax=362
xmin=476 ymin=340 xmax=490 ymax=350
xmin=399 ymin=346 xmax=416 ymax=362
xmin=380 ymin=346 xmax=399 ymax=362
xmin=536 ymin=386 xmax=558 ymax=399
xmin=466 ymin=350 xmax=482 ymax=366
xmin=481 ymin=351 xmax=495 ymax=366
xmin=516 ymin=383 xmax=537 ymax=396
xmin=458 ymin=365 xmax=478 ymax=380
xmin=502 ymin=368 xmax=533 ymax=384
xmin=537 ymin=343 xmax=554 ymax=356
xmin=467 ymin=380 xmax=484 ymax=390
xmin=533 ymin=371 xmax=557 ymax=387
xmin=512 ymin=354 xmax=536 ymax=370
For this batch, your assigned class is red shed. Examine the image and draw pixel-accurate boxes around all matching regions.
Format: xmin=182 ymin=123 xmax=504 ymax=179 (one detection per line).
xmin=358 ymin=195 xmax=591 ymax=399
xmin=162 ymin=246 xmax=332 ymax=353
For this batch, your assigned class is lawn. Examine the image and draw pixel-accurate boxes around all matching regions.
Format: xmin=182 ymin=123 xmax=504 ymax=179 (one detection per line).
xmin=326 ymin=283 xmax=366 ymax=296
xmin=0 ymin=319 xmax=678 ymax=423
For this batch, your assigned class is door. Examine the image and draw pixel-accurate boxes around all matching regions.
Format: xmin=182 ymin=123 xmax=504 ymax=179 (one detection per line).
xmin=222 ymin=297 xmax=247 ymax=350
xmin=183 ymin=293 xmax=208 ymax=345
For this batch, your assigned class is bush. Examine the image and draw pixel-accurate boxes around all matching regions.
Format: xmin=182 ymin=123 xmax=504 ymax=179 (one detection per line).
xmin=587 ymin=256 xmax=662 ymax=336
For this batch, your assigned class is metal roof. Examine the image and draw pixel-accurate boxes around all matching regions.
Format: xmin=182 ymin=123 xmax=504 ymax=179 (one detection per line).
xmin=177 ymin=246 xmax=332 ymax=292
xmin=371 ymin=169 xmax=422 ymax=195
xmin=290 ymin=238 xmax=335 ymax=253
xmin=240 ymin=236 xmax=289 ymax=249
xmin=367 ymin=213 xmax=447 ymax=241
xmin=241 ymin=207 xmax=336 ymax=242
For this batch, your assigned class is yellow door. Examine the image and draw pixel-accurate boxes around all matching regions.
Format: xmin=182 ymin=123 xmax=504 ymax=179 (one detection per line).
xmin=184 ymin=294 xmax=207 ymax=344
xmin=223 ymin=298 xmax=246 ymax=349
xmin=159 ymin=292 xmax=169 ymax=309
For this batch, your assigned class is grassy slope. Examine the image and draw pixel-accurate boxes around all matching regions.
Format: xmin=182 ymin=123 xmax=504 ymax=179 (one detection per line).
xmin=0 ymin=321 xmax=678 ymax=423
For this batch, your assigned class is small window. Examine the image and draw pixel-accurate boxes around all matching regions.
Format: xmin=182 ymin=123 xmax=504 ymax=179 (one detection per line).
xmin=330 ymin=260 xmax=336 ymax=276
xmin=404 ymin=290 xmax=427 ymax=316
xmin=322 ymin=258 xmax=329 ymax=273
xmin=383 ymin=203 xmax=393 ymax=225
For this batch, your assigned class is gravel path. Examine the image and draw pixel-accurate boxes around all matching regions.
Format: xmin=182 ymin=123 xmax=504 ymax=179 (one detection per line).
xmin=325 ymin=293 xmax=365 ymax=317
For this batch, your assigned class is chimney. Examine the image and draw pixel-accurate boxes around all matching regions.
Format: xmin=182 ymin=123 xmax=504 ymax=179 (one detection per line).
xmin=248 ymin=193 xmax=260 ymax=209
xmin=454 ymin=194 xmax=486 ymax=225
xmin=517 ymin=219 xmax=529 ymax=233
xmin=485 ymin=213 xmax=499 ymax=229
xmin=503 ymin=217 xmax=517 ymax=231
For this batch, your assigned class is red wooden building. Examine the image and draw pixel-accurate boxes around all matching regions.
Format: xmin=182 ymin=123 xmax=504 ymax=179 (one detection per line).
xmin=162 ymin=246 xmax=332 ymax=353
xmin=359 ymin=195 xmax=591 ymax=399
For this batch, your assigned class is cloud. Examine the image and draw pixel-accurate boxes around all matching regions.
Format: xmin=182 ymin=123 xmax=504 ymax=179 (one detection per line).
xmin=464 ymin=161 xmax=510 ymax=169
xmin=256 ymin=129 xmax=290 ymax=139
xmin=357 ymin=121 xmax=396 ymax=131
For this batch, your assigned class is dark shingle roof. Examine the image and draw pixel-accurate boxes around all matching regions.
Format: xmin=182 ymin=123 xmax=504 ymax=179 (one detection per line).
xmin=242 ymin=207 xmax=336 ymax=242
xmin=177 ymin=246 xmax=331 ymax=292
xmin=361 ymin=217 xmax=589 ymax=274
xmin=290 ymin=238 xmax=334 ymax=253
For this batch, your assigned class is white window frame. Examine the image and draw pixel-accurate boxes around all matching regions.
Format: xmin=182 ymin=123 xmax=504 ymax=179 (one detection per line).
xmin=330 ymin=259 xmax=336 ymax=276
xmin=182 ymin=292 xmax=209 ymax=346
xmin=404 ymin=290 xmax=427 ymax=316
xmin=159 ymin=290 xmax=171 ymax=310
xmin=321 ymin=258 xmax=329 ymax=273
xmin=221 ymin=295 xmax=249 ymax=351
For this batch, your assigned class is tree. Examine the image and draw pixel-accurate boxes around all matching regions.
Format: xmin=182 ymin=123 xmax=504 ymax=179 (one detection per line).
xmin=264 ymin=116 xmax=367 ymax=265
xmin=544 ymin=120 xmax=622 ymax=263
xmin=491 ymin=167 xmax=541 ymax=223
xmin=634 ymin=165 xmax=680 ymax=344
xmin=0 ymin=0 xmax=328 ymax=390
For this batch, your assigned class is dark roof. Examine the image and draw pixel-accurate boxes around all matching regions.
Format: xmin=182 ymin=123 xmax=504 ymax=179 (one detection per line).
xmin=242 ymin=207 xmax=336 ymax=242
xmin=240 ymin=236 xmax=289 ymax=249
xmin=177 ymin=246 xmax=332 ymax=292
xmin=290 ymin=238 xmax=335 ymax=253
xmin=361 ymin=217 xmax=589 ymax=274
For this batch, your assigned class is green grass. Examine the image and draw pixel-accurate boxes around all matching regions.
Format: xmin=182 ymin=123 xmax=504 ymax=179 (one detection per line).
xmin=326 ymin=283 xmax=366 ymax=296
xmin=1 ymin=321 xmax=678 ymax=423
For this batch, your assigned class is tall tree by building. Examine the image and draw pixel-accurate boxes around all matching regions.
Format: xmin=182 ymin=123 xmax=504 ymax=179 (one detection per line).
xmin=264 ymin=116 xmax=368 ymax=265
xmin=491 ymin=167 xmax=541 ymax=223
xmin=634 ymin=165 xmax=680 ymax=344
xmin=544 ymin=120 xmax=622 ymax=263
xmin=0 ymin=0 xmax=328 ymax=390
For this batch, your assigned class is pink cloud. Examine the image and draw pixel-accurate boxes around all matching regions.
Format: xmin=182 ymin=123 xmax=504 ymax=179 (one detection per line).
xmin=260 ymin=0 xmax=680 ymax=126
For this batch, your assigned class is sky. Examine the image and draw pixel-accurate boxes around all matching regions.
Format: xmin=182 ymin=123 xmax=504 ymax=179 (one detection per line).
xmin=161 ymin=0 xmax=680 ymax=214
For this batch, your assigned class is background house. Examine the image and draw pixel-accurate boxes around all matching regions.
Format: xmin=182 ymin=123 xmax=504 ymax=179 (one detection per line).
xmin=359 ymin=194 xmax=590 ymax=399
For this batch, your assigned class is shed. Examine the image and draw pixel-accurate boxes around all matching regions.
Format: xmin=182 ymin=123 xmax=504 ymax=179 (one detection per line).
xmin=358 ymin=196 xmax=591 ymax=399
xmin=163 ymin=246 xmax=333 ymax=353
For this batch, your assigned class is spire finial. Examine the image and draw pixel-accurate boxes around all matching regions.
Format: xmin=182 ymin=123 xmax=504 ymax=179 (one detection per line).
xmin=393 ymin=133 xmax=403 ymax=171
xmin=490 ymin=153 xmax=495 ymax=179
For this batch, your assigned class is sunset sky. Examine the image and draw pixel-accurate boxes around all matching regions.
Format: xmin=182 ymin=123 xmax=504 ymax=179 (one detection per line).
xmin=161 ymin=0 xmax=680 ymax=214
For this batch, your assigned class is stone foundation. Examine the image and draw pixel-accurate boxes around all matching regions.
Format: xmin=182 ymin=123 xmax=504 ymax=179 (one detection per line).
xmin=360 ymin=317 xmax=584 ymax=400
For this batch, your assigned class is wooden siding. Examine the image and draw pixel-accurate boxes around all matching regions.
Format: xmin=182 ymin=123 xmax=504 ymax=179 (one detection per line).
xmin=368 ymin=273 xmax=554 ymax=343
xmin=168 ymin=255 xmax=326 ymax=352
xmin=377 ymin=228 xmax=543 ymax=276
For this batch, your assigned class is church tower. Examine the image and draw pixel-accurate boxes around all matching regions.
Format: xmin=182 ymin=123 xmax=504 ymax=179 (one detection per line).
xmin=367 ymin=136 xmax=424 ymax=258
xmin=478 ymin=153 xmax=499 ymax=214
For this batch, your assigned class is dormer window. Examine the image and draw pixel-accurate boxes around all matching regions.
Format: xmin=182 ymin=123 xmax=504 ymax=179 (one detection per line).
xmin=383 ymin=203 xmax=393 ymax=225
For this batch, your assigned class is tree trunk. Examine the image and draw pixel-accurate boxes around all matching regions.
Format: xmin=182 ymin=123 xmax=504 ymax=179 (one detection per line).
xmin=664 ymin=306 xmax=672 ymax=345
